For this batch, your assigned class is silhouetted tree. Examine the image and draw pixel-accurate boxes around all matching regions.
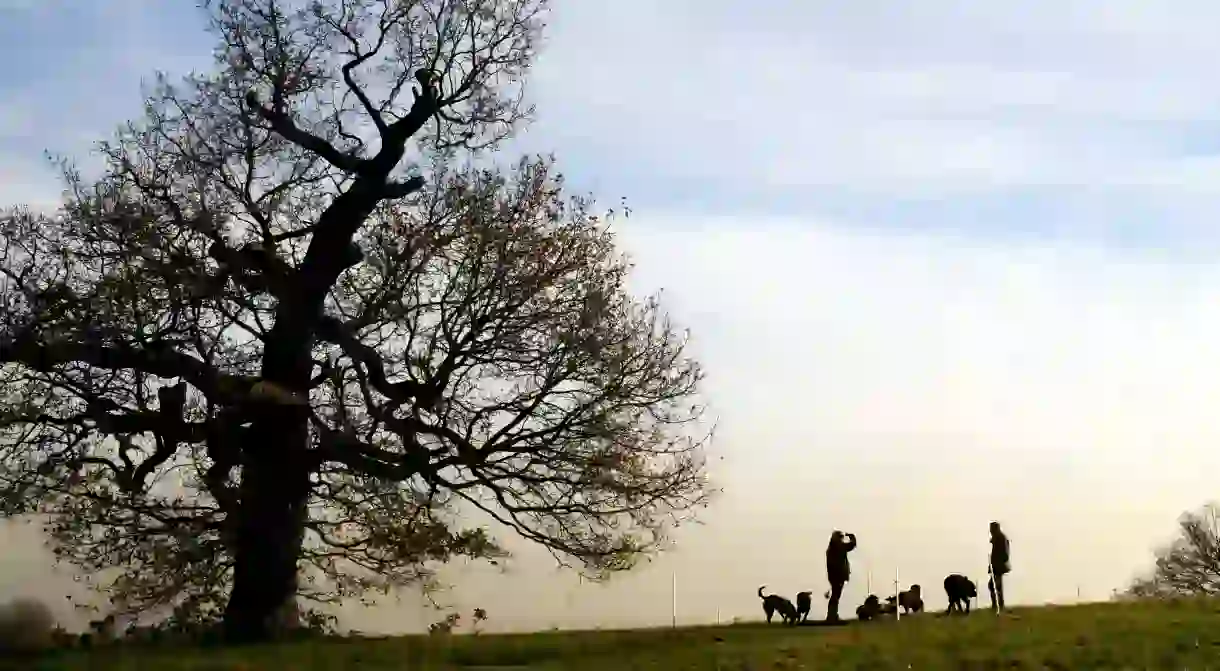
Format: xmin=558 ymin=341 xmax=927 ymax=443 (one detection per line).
xmin=0 ymin=0 xmax=710 ymax=643
xmin=1128 ymin=502 xmax=1220 ymax=598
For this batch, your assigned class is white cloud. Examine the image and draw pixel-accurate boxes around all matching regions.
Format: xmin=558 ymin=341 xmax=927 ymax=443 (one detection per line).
xmin=608 ymin=213 xmax=1220 ymax=611
xmin=521 ymin=0 xmax=1220 ymax=203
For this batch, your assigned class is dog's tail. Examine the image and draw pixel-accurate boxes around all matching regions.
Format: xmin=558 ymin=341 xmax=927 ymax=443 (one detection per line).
xmin=758 ymin=585 xmax=766 ymax=599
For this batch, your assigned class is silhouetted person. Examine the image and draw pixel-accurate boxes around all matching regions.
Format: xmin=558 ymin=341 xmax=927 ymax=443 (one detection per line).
xmin=825 ymin=530 xmax=857 ymax=622
xmin=988 ymin=521 xmax=1010 ymax=612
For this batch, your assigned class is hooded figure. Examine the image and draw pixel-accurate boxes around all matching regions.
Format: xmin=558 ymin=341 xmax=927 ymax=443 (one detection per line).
xmin=824 ymin=530 xmax=857 ymax=622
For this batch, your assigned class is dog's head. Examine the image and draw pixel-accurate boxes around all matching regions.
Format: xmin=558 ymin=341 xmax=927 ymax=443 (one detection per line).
xmin=863 ymin=594 xmax=880 ymax=607
xmin=962 ymin=579 xmax=977 ymax=598
xmin=908 ymin=584 xmax=922 ymax=597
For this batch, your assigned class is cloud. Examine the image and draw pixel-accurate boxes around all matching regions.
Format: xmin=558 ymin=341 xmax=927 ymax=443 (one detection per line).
xmin=512 ymin=0 xmax=1220 ymax=248
xmin=605 ymin=213 xmax=1220 ymax=616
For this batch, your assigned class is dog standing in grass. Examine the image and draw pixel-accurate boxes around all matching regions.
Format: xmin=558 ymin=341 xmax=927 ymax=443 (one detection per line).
xmin=794 ymin=591 xmax=813 ymax=623
xmin=898 ymin=584 xmax=924 ymax=614
xmin=943 ymin=574 xmax=978 ymax=614
xmin=757 ymin=586 xmax=798 ymax=625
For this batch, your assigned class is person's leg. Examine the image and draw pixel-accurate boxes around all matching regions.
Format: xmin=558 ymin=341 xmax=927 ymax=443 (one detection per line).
xmin=995 ymin=572 xmax=1005 ymax=611
xmin=827 ymin=581 xmax=844 ymax=622
xmin=987 ymin=576 xmax=997 ymax=612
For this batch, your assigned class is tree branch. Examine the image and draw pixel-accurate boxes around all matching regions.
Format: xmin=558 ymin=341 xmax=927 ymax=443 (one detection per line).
xmin=0 ymin=334 xmax=249 ymax=405
xmin=244 ymin=91 xmax=363 ymax=174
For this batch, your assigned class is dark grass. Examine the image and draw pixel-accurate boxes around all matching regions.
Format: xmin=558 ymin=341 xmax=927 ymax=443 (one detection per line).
xmin=15 ymin=597 xmax=1220 ymax=669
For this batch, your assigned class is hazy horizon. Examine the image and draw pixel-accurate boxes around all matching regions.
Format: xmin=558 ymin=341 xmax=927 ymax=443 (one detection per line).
xmin=5 ymin=0 xmax=1220 ymax=634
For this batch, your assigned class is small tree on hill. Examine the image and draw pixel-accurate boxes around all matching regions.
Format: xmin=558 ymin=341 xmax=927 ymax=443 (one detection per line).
xmin=0 ymin=0 xmax=711 ymax=643
xmin=1128 ymin=502 xmax=1220 ymax=598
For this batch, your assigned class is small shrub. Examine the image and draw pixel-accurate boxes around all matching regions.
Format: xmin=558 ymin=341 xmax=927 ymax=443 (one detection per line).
xmin=0 ymin=597 xmax=56 ymax=654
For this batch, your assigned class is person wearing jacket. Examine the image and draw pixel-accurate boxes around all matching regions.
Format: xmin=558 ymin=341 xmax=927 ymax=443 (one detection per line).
xmin=988 ymin=521 xmax=1010 ymax=612
xmin=825 ymin=530 xmax=857 ymax=622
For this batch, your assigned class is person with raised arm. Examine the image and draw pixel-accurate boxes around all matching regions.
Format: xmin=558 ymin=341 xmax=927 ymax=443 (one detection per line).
xmin=824 ymin=530 xmax=857 ymax=622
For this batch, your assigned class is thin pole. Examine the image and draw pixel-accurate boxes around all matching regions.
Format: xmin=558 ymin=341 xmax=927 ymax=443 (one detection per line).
xmin=894 ymin=566 xmax=900 ymax=622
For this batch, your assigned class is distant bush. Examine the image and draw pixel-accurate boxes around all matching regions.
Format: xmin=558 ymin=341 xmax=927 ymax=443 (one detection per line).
xmin=0 ymin=597 xmax=56 ymax=653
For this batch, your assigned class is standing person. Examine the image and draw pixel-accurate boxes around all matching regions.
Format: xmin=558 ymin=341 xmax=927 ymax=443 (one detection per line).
xmin=824 ymin=530 xmax=857 ymax=623
xmin=988 ymin=521 xmax=1010 ymax=612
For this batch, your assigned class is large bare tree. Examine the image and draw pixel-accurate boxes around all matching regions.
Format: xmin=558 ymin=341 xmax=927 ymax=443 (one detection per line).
xmin=1127 ymin=502 xmax=1220 ymax=598
xmin=0 ymin=0 xmax=710 ymax=643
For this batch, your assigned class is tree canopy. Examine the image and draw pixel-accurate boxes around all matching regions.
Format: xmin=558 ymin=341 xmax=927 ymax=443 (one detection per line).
xmin=1127 ymin=502 xmax=1220 ymax=598
xmin=0 ymin=0 xmax=710 ymax=642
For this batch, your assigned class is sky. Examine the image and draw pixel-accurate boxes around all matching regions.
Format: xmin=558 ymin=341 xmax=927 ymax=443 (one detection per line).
xmin=5 ymin=0 xmax=1220 ymax=633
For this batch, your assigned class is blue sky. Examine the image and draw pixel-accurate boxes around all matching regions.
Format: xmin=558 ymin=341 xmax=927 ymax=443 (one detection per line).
xmin=10 ymin=0 xmax=1220 ymax=632
xmin=7 ymin=1 xmax=1220 ymax=252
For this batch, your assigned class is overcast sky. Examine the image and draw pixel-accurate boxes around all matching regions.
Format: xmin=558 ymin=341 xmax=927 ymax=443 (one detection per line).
xmin=6 ymin=0 xmax=1220 ymax=633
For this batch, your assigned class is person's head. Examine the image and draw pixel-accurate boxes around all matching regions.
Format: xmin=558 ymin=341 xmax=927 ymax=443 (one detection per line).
xmin=989 ymin=521 xmax=1002 ymax=536
xmin=830 ymin=530 xmax=843 ymax=543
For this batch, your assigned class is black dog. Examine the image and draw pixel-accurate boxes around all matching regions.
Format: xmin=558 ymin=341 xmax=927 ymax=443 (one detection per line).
xmin=898 ymin=584 xmax=924 ymax=614
xmin=943 ymin=574 xmax=977 ymax=614
xmin=758 ymin=586 xmax=798 ymax=625
xmin=795 ymin=591 xmax=813 ymax=623
xmin=856 ymin=594 xmax=882 ymax=621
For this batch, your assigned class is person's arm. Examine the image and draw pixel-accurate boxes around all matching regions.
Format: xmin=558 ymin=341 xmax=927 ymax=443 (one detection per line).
xmin=844 ymin=534 xmax=857 ymax=552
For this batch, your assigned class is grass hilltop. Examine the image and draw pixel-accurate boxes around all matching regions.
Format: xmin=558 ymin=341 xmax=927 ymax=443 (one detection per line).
xmin=16 ymin=597 xmax=1220 ymax=670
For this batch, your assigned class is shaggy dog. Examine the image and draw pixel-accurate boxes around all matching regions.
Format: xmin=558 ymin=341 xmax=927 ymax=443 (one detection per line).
xmin=794 ymin=591 xmax=813 ymax=623
xmin=758 ymin=586 xmax=798 ymax=625
xmin=898 ymin=584 xmax=924 ymax=614
xmin=856 ymin=594 xmax=882 ymax=621
xmin=943 ymin=574 xmax=977 ymax=614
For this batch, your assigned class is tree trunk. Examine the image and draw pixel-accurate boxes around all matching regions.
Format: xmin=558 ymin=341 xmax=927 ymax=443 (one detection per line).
xmin=220 ymin=185 xmax=382 ymax=644
xmin=222 ymin=409 xmax=311 ymax=644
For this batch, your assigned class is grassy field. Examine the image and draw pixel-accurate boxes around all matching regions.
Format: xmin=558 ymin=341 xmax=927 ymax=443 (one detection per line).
xmin=15 ymin=597 xmax=1220 ymax=670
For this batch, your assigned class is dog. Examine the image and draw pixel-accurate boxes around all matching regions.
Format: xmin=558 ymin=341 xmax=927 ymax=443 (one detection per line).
xmin=795 ymin=591 xmax=813 ymax=623
xmin=943 ymin=574 xmax=977 ymax=614
xmin=758 ymin=586 xmax=798 ymax=625
xmin=856 ymin=594 xmax=882 ymax=621
xmin=898 ymin=584 xmax=924 ymax=614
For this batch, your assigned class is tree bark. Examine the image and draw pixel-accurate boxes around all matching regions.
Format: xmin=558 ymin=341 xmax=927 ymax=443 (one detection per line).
xmin=221 ymin=406 xmax=311 ymax=644
xmin=217 ymin=148 xmax=404 ymax=643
